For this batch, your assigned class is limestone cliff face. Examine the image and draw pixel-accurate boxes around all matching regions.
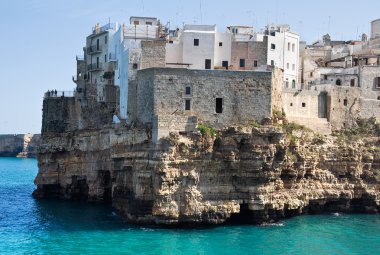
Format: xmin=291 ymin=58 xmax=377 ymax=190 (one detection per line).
xmin=34 ymin=125 xmax=380 ymax=225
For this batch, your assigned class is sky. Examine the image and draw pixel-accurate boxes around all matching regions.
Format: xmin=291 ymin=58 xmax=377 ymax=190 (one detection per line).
xmin=0 ymin=0 xmax=380 ymax=134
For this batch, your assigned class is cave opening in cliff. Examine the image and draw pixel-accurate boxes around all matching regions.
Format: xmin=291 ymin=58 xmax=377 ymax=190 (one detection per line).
xmin=226 ymin=203 xmax=255 ymax=224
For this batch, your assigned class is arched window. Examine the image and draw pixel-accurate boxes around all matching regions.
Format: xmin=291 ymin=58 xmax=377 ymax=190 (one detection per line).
xmin=336 ymin=79 xmax=342 ymax=86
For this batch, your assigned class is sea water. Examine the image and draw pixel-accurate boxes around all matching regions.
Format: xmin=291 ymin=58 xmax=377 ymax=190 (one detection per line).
xmin=1 ymin=157 xmax=380 ymax=255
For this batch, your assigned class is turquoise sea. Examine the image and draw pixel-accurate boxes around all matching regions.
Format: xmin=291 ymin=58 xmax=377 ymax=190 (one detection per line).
xmin=1 ymin=157 xmax=380 ymax=255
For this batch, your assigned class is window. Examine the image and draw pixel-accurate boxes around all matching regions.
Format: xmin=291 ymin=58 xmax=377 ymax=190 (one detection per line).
xmin=169 ymin=40 xmax=173 ymax=44
xmin=133 ymin=63 xmax=138 ymax=69
xmin=216 ymin=98 xmax=223 ymax=113
xmin=194 ymin=39 xmax=199 ymax=46
xmin=239 ymin=59 xmax=245 ymax=68
xmin=271 ymin=43 xmax=276 ymax=50
xmin=374 ymin=77 xmax=380 ymax=88
xmin=290 ymin=103 xmax=293 ymax=106
xmin=185 ymin=86 xmax=191 ymax=95
xmin=96 ymin=39 xmax=100 ymax=50
xmin=134 ymin=20 xmax=139 ymax=25
xmin=336 ymin=79 xmax=342 ymax=86
xmin=219 ymin=42 xmax=223 ymax=47
xmin=146 ymin=21 xmax=152 ymax=25
xmin=310 ymin=72 xmax=313 ymax=77
xmin=288 ymin=42 xmax=291 ymax=51
xmin=292 ymin=64 xmax=295 ymax=71
xmin=292 ymin=43 xmax=295 ymax=52
xmin=343 ymin=99 xmax=348 ymax=106
xmin=105 ymin=35 xmax=107 ymax=44
xmin=292 ymin=80 xmax=296 ymax=88
xmin=271 ymin=60 xmax=274 ymax=66
xmin=205 ymin=59 xmax=211 ymax=69
xmin=302 ymin=102 xmax=306 ymax=107
xmin=286 ymin=63 xmax=289 ymax=69
xmin=253 ymin=60 xmax=258 ymax=67
xmin=96 ymin=57 xmax=99 ymax=68
xmin=285 ymin=81 xmax=289 ymax=88
xmin=222 ymin=61 xmax=229 ymax=69
xmin=104 ymin=54 xmax=107 ymax=62
xmin=185 ymin=99 xmax=191 ymax=110
xmin=324 ymin=75 xmax=328 ymax=80
xmin=350 ymin=79 xmax=355 ymax=87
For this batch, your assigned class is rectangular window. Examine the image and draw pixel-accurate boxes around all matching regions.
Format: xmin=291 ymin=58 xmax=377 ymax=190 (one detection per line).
xmin=105 ymin=35 xmax=107 ymax=44
xmin=285 ymin=81 xmax=289 ymax=88
xmin=253 ymin=60 xmax=258 ymax=67
xmin=185 ymin=99 xmax=191 ymax=110
xmin=96 ymin=57 xmax=99 ymax=68
xmin=324 ymin=75 xmax=328 ymax=80
xmin=343 ymin=99 xmax=348 ymax=106
xmin=350 ymin=79 xmax=355 ymax=87
xmin=216 ymin=98 xmax=223 ymax=113
xmin=194 ymin=39 xmax=199 ymax=46
xmin=239 ymin=59 xmax=245 ymax=68
xmin=146 ymin=21 xmax=152 ymax=25
xmin=310 ymin=72 xmax=313 ymax=77
xmin=292 ymin=64 xmax=295 ymax=70
xmin=96 ymin=39 xmax=100 ymax=50
xmin=271 ymin=43 xmax=276 ymax=50
xmin=219 ymin=42 xmax=223 ymax=46
xmin=222 ymin=61 xmax=229 ymax=69
xmin=288 ymin=42 xmax=291 ymax=51
xmin=375 ymin=77 xmax=380 ymax=88
xmin=287 ymin=63 xmax=289 ymax=69
xmin=292 ymin=43 xmax=295 ymax=52
xmin=205 ymin=59 xmax=211 ymax=69
xmin=302 ymin=102 xmax=306 ymax=107
xmin=185 ymin=86 xmax=191 ymax=95
xmin=271 ymin=60 xmax=274 ymax=66
xmin=134 ymin=20 xmax=139 ymax=25
xmin=105 ymin=54 xmax=107 ymax=62
xmin=133 ymin=63 xmax=138 ymax=69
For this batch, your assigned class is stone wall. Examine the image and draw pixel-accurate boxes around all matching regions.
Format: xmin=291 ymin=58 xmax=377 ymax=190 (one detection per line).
xmin=231 ymin=39 xmax=268 ymax=70
xmin=0 ymin=134 xmax=40 ymax=158
xmin=140 ymin=40 xmax=166 ymax=69
xmin=133 ymin=68 xmax=279 ymax=141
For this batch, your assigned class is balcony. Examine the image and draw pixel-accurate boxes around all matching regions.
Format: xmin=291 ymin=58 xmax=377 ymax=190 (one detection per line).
xmin=87 ymin=63 xmax=103 ymax=71
xmin=87 ymin=45 xmax=102 ymax=55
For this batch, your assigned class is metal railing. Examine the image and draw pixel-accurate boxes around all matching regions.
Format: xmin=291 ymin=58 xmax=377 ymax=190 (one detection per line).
xmin=44 ymin=90 xmax=75 ymax=98
xmin=87 ymin=45 xmax=102 ymax=54
xmin=87 ymin=63 xmax=103 ymax=71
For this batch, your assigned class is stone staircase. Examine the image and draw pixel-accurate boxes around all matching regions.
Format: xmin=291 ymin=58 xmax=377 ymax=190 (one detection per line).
xmin=287 ymin=117 xmax=332 ymax=135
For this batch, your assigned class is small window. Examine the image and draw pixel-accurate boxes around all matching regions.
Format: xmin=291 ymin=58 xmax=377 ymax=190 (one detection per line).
xmin=253 ymin=60 xmax=258 ymax=67
xmin=288 ymin=42 xmax=291 ymax=51
xmin=290 ymin=103 xmax=293 ymax=106
xmin=286 ymin=63 xmax=289 ymax=69
xmin=133 ymin=63 xmax=138 ymax=69
xmin=336 ymin=79 xmax=342 ymax=86
xmin=205 ymin=59 xmax=211 ymax=69
xmin=374 ymin=77 xmax=380 ymax=88
xmin=194 ymin=39 xmax=199 ymax=46
xmin=219 ymin=42 xmax=223 ymax=47
xmin=343 ymin=99 xmax=348 ymax=106
xmin=292 ymin=43 xmax=295 ymax=52
xmin=146 ymin=21 xmax=152 ymax=25
xmin=169 ymin=40 xmax=173 ymax=44
xmin=216 ymin=98 xmax=223 ymax=113
xmin=302 ymin=102 xmax=306 ymax=107
xmin=310 ymin=72 xmax=313 ymax=77
xmin=185 ymin=86 xmax=191 ymax=95
xmin=350 ymin=79 xmax=355 ymax=87
xmin=292 ymin=64 xmax=295 ymax=71
xmin=292 ymin=80 xmax=296 ymax=88
xmin=104 ymin=54 xmax=107 ymax=62
xmin=271 ymin=60 xmax=274 ymax=66
xmin=134 ymin=20 xmax=139 ymax=25
xmin=271 ymin=43 xmax=276 ymax=50
xmin=285 ymin=81 xmax=289 ymax=88
xmin=324 ymin=75 xmax=328 ymax=80
xmin=222 ymin=61 xmax=229 ymax=69
xmin=185 ymin=99 xmax=191 ymax=110
xmin=105 ymin=35 xmax=107 ymax=44
xmin=239 ymin=59 xmax=245 ymax=68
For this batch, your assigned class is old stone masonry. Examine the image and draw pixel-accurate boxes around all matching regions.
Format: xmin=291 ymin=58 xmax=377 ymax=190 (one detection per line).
xmin=34 ymin=16 xmax=380 ymax=225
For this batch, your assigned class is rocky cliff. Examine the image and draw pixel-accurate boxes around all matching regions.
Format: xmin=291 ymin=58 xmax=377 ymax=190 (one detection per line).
xmin=33 ymin=120 xmax=380 ymax=225
xmin=0 ymin=134 xmax=40 ymax=158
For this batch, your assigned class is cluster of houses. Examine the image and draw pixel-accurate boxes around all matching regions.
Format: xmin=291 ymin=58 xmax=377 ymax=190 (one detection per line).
xmin=67 ymin=16 xmax=380 ymax=141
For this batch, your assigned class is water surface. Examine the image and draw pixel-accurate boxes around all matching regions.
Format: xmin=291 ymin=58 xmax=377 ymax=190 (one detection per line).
xmin=0 ymin=157 xmax=379 ymax=255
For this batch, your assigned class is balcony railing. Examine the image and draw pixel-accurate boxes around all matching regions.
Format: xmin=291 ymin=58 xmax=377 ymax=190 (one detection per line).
xmin=87 ymin=45 xmax=102 ymax=54
xmin=87 ymin=63 xmax=103 ymax=71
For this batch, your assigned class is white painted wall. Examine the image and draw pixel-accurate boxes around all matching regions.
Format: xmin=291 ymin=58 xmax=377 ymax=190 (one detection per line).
xmin=214 ymin=32 xmax=232 ymax=67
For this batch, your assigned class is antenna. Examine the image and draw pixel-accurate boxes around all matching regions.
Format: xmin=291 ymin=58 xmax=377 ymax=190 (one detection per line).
xmin=199 ymin=0 xmax=203 ymax=24
xmin=141 ymin=0 xmax=145 ymax=12
xmin=327 ymin=16 xmax=331 ymax=34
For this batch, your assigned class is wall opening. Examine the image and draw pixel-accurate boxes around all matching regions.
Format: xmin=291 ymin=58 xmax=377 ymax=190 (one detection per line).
xmin=343 ymin=99 xmax=348 ymax=106
xmin=239 ymin=59 xmax=245 ymax=68
xmin=222 ymin=61 xmax=229 ymax=69
xmin=336 ymin=79 xmax=342 ymax=86
xmin=219 ymin=42 xmax=223 ymax=46
xmin=253 ymin=60 xmax=258 ymax=67
xmin=302 ymin=102 xmax=306 ymax=107
xmin=374 ymin=77 xmax=380 ymax=88
xmin=350 ymin=79 xmax=355 ymax=87
xmin=185 ymin=99 xmax=191 ymax=110
xmin=194 ymin=39 xmax=199 ymax=46
xmin=215 ymin=98 xmax=223 ymax=113
xmin=185 ymin=86 xmax=191 ymax=95
xmin=205 ymin=59 xmax=211 ymax=69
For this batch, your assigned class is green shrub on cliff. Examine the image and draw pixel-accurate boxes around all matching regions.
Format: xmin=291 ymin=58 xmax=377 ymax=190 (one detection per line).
xmin=197 ymin=124 xmax=217 ymax=138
